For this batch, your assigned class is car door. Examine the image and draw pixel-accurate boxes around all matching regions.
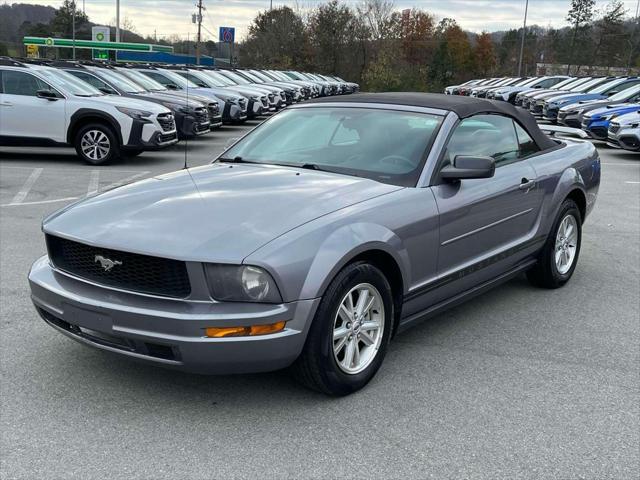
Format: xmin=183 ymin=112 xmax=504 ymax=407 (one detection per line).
xmin=431 ymin=114 xmax=545 ymax=285
xmin=0 ymin=69 xmax=66 ymax=143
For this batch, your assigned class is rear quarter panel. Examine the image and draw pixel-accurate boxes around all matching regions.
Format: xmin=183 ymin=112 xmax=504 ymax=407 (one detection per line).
xmin=528 ymin=139 xmax=600 ymax=235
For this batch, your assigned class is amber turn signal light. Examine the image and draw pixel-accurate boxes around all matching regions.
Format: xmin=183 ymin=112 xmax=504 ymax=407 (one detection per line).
xmin=205 ymin=321 xmax=286 ymax=338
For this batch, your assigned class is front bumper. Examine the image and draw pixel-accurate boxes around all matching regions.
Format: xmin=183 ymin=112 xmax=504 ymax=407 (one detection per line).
xmin=29 ymin=256 xmax=319 ymax=374
xmin=582 ymin=119 xmax=609 ymax=140
xmin=558 ymin=112 xmax=582 ymax=128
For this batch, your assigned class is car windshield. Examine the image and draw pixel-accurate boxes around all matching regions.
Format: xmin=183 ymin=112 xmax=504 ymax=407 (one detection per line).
xmin=609 ymin=84 xmax=640 ymax=101
xmin=37 ymin=68 xmax=103 ymax=96
xmin=221 ymin=107 xmax=444 ymax=187
xmin=174 ymin=71 xmax=214 ymax=88
xmin=218 ymin=70 xmax=250 ymax=85
xmin=157 ymin=70 xmax=200 ymax=89
xmin=205 ymin=70 xmax=237 ymax=86
xmin=95 ymin=69 xmax=146 ymax=93
xmin=116 ymin=68 xmax=168 ymax=91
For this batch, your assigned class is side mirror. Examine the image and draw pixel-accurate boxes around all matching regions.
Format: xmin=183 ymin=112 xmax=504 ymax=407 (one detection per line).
xmin=166 ymin=83 xmax=179 ymax=90
xmin=98 ymin=87 xmax=116 ymax=94
xmin=440 ymin=155 xmax=495 ymax=180
xmin=36 ymin=89 xmax=58 ymax=101
xmin=606 ymin=91 xmax=618 ymax=97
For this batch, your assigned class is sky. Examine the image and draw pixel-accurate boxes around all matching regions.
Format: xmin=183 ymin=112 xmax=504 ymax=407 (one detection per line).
xmin=8 ymin=0 xmax=640 ymax=41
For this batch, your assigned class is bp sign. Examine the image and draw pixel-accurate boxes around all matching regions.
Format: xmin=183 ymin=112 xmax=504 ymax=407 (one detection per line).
xmin=92 ymin=26 xmax=110 ymax=60
xmin=219 ymin=27 xmax=235 ymax=43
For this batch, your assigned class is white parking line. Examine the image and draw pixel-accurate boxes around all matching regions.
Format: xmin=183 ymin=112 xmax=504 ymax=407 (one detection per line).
xmin=87 ymin=170 xmax=100 ymax=196
xmin=602 ymin=163 xmax=640 ymax=166
xmin=625 ymin=181 xmax=640 ymax=184
xmin=9 ymin=168 xmax=43 ymax=205
xmin=1 ymin=197 xmax=78 ymax=207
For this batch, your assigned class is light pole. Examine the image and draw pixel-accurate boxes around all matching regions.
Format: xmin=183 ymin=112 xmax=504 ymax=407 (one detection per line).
xmin=116 ymin=0 xmax=120 ymax=43
xmin=517 ymin=0 xmax=529 ymax=76
xmin=72 ymin=0 xmax=76 ymax=59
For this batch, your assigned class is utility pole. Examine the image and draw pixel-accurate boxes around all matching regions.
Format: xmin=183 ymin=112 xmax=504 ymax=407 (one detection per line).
xmin=72 ymin=0 xmax=76 ymax=60
xmin=195 ymin=0 xmax=204 ymax=65
xmin=116 ymin=0 xmax=120 ymax=43
xmin=517 ymin=0 xmax=529 ymax=76
xmin=627 ymin=0 xmax=640 ymax=73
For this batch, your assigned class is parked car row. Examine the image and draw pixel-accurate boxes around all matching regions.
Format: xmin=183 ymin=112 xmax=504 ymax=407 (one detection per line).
xmin=446 ymin=74 xmax=640 ymax=152
xmin=0 ymin=56 xmax=359 ymax=164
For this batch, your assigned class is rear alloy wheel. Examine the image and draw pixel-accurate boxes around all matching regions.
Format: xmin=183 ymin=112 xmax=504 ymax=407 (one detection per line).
xmin=527 ymin=199 xmax=582 ymax=288
xmin=292 ymin=262 xmax=393 ymax=396
xmin=74 ymin=124 xmax=120 ymax=165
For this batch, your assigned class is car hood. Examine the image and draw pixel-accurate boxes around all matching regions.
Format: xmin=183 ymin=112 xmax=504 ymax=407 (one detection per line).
xmin=548 ymin=93 xmax=604 ymax=105
xmin=587 ymin=103 xmax=640 ymax=118
xmin=90 ymin=94 xmax=170 ymax=114
xmin=43 ymin=164 xmax=402 ymax=263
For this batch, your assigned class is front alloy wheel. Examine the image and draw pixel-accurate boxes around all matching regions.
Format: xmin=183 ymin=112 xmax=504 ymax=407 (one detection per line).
xmin=74 ymin=123 xmax=120 ymax=165
xmin=332 ymin=283 xmax=385 ymax=375
xmin=292 ymin=262 xmax=393 ymax=396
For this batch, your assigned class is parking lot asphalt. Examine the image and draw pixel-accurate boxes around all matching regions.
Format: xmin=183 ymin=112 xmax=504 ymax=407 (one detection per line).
xmin=1 ymin=123 xmax=639 ymax=479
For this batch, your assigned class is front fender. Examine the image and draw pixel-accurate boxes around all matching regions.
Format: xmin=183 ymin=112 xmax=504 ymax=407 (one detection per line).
xmin=299 ymin=222 xmax=410 ymax=301
xmin=245 ymin=220 xmax=411 ymax=303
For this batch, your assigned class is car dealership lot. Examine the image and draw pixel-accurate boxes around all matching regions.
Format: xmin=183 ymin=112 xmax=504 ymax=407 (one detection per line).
xmin=1 ymin=130 xmax=638 ymax=478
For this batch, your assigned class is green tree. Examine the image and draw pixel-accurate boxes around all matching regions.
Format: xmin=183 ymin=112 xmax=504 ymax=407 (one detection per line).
xmin=240 ymin=6 xmax=310 ymax=69
xmin=308 ymin=0 xmax=357 ymax=73
xmin=566 ymin=0 xmax=596 ymax=73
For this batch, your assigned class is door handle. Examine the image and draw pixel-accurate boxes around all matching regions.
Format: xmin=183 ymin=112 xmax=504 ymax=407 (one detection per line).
xmin=519 ymin=177 xmax=536 ymax=191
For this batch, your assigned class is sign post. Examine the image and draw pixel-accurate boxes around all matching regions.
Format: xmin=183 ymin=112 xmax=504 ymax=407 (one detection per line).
xmin=219 ymin=26 xmax=235 ymax=66
xmin=92 ymin=26 xmax=110 ymax=60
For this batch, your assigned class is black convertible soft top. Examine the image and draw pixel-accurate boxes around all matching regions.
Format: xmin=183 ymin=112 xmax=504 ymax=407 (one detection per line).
xmin=310 ymin=92 xmax=557 ymax=150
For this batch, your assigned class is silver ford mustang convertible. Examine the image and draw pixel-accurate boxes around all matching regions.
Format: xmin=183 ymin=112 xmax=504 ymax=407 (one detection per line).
xmin=29 ymin=93 xmax=600 ymax=395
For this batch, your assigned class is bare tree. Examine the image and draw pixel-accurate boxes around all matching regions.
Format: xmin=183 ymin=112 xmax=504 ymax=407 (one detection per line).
xmin=566 ymin=0 xmax=596 ymax=73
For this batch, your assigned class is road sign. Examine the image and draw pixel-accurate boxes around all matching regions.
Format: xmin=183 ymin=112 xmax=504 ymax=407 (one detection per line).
xmin=219 ymin=27 xmax=235 ymax=44
xmin=26 ymin=44 xmax=39 ymax=57
xmin=92 ymin=26 xmax=110 ymax=60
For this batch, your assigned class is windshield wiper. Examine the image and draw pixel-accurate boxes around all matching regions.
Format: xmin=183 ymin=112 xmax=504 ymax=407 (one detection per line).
xmin=218 ymin=156 xmax=258 ymax=164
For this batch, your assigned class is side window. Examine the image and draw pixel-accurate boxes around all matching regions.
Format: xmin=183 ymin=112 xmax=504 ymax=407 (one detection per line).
xmin=2 ymin=70 xmax=50 ymax=96
xmin=68 ymin=71 xmax=109 ymax=91
xmin=444 ymin=114 xmax=519 ymax=167
xmin=514 ymin=122 xmax=540 ymax=158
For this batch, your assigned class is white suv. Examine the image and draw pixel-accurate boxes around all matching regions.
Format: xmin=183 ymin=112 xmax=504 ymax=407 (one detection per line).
xmin=0 ymin=59 xmax=178 ymax=165
xmin=607 ymin=110 xmax=640 ymax=152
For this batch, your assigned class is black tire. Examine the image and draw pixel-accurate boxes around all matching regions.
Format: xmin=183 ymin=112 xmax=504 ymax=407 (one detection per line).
xmin=527 ymin=199 xmax=582 ymax=289
xmin=74 ymin=123 xmax=120 ymax=165
xmin=291 ymin=261 xmax=393 ymax=396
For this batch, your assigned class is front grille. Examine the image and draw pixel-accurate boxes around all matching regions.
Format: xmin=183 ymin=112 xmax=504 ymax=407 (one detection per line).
xmin=46 ymin=235 xmax=191 ymax=298
xmin=207 ymin=102 xmax=220 ymax=117
xmin=194 ymin=107 xmax=209 ymax=124
xmin=279 ymin=92 xmax=286 ymax=101
xmin=157 ymin=113 xmax=176 ymax=132
xmin=267 ymin=93 xmax=275 ymax=103
xmin=238 ymin=98 xmax=247 ymax=112
xmin=590 ymin=126 xmax=608 ymax=139
xmin=609 ymin=124 xmax=621 ymax=134
xmin=558 ymin=112 xmax=567 ymax=120
xmin=531 ymin=104 xmax=543 ymax=114
xmin=261 ymin=96 xmax=268 ymax=107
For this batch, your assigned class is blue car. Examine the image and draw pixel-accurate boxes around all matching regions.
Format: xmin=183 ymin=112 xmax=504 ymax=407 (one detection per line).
xmin=542 ymin=77 xmax=640 ymax=122
xmin=581 ymin=103 xmax=640 ymax=140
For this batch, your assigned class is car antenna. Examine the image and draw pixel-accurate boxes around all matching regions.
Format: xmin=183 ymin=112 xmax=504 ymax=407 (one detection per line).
xmin=183 ymin=59 xmax=189 ymax=170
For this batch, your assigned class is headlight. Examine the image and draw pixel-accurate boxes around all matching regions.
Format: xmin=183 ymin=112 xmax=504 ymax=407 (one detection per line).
xmin=204 ymin=264 xmax=282 ymax=303
xmin=116 ymin=106 xmax=152 ymax=119
xmin=227 ymin=97 xmax=239 ymax=105
xmin=602 ymin=114 xmax=617 ymax=121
